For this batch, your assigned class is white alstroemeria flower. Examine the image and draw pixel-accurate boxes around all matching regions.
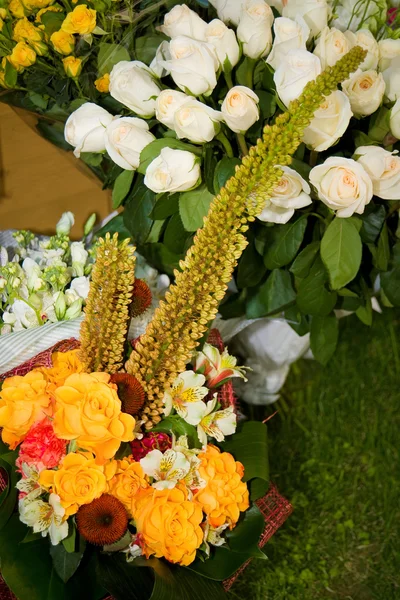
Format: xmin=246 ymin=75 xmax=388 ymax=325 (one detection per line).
xmin=194 ymin=342 xmax=248 ymax=388
xmin=202 ymin=521 xmax=229 ymax=555
xmin=172 ymin=435 xmax=205 ymax=491
xmin=19 ymin=493 xmax=68 ymax=545
xmin=16 ymin=463 xmax=44 ymax=501
xmin=197 ymin=397 xmax=237 ymax=446
xmin=123 ymin=535 xmax=143 ymax=562
xmin=140 ymin=449 xmax=190 ymax=490
xmin=163 ymin=370 xmax=208 ymax=425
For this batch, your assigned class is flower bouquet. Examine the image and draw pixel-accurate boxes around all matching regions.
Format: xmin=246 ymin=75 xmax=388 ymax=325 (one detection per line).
xmin=0 ymin=45 xmax=367 ymax=599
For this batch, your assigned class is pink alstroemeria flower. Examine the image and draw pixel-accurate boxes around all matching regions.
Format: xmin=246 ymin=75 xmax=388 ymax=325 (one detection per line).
xmin=194 ymin=343 xmax=248 ymax=388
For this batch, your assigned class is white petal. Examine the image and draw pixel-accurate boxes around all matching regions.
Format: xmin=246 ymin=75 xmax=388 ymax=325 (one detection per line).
xmin=140 ymin=449 xmax=163 ymax=477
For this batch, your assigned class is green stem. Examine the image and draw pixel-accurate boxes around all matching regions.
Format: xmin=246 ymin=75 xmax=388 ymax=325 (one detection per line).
xmin=216 ymin=131 xmax=234 ymax=158
xmin=387 ymin=200 xmax=400 ymax=218
xmin=224 ymin=70 xmax=234 ymax=89
xmin=309 ymin=150 xmax=319 ymax=167
xmin=237 ymin=133 xmax=249 ymax=157
xmin=74 ymin=78 xmax=87 ymax=99
xmin=245 ymin=58 xmax=257 ymax=90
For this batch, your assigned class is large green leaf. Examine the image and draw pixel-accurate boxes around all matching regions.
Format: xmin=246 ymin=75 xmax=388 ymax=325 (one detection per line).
xmin=237 ymin=240 xmax=266 ymax=289
xmin=150 ymin=194 xmax=179 ymax=220
xmin=374 ymin=223 xmax=390 ymax=272
xmin=188 ymin=546 xmax=255 ymax=581
xmin=290 ymin=241 xmax=320 ymax=279
xmin=139 ymin=243 xmax=183 ymax=276
xmin=135 ymin=34 xmax=166 ymax=64
xmin=264 ymin=217 xmax=308 ymax=270
xmin=360 ymin=203 xmax=386 ymax=243
xmin=41 ymin=10 xmax=65 ymax=36
xmin=138 ymin=139 xmax=202 ymax=174
xmin=320 ymin=218 xmax=362 ymax=290
xmin=246 ymin=269 xmax=296 ymax=318
xmin=50 ymin=543 xmax=84 ymax=583
xmin=368 ymin=105 xmax=390 ymax=142
xmin=152 ymin=415 xmax=201 ymax=449
xmin=222 ymin=421 xmax=269 ymax=483
xmin=213 ymin=157 xmax=241 ymax=194
xmin=310 ymin=314 xmax=339 ymax=366
xmin=0 ymin=451 xmax=18 ymax=531
xmin=94 ymin=214 xmax=131 ymax=241
xmin=98 ymin=43 xmax=131 ymax=76
xmin=123 ymin=178 xmax=157 ymax=245
xmin=163 ymin=213 xmax=188 ymax=254
xmin=179 ymin=185 xmax=214 ymax=232
xmin=297 ymin=256 xmax=338 ymax=316
xmin=226 ymin=504 xmax=266 ymax=559
xmin=112 ymin=171 xmax=135 ymax=209
xmin=381 ymin=267 xmax=400 ymax=306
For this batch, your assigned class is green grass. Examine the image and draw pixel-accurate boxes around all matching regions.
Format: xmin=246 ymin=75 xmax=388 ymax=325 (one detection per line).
xmin=229 ymin=309 xmax=400 ymax=600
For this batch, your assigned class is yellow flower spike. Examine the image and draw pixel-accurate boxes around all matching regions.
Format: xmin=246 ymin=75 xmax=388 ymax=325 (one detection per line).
xmin=79 ymin=233 xmax=136 ymax=374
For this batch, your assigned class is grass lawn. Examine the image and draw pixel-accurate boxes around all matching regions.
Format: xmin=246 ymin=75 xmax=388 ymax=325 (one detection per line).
xmin=229 ymin=309 xmax=400 ymax=600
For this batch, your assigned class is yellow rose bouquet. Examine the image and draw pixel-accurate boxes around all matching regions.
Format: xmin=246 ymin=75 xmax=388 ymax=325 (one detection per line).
xmin=0 ymin=46 xmax=367 ymax=599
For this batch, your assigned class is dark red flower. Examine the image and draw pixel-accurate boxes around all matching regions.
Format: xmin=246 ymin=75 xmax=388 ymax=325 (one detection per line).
xmin=76 ymin=494 xmax=128 ymax=546
xmin=130 ymin=432 xmax=172 ymax=461
xmin=110 ymin=373 xmax=146 ymax=415
xmin=130 ymin=279 xmax=152 ymax=318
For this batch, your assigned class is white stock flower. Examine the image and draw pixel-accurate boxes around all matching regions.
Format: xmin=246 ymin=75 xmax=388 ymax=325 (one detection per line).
xmin=109 ymin=61 xmax=160 ymax=117
xmin=144 ymin=147 xmax=201 ymax=193
xmin=22 ymin=257 xmax=42 ymax=291
xmin=56 ymin=212 xmax=74 ymax=235
xmin=258 ymin=166 xmax=312 ymax=224
xmin=163 ymin=370 xmax=208 ymax=425
xmin=355 ymin=145 xmax=400 ymax=200
xmin=383 ymin=58 xmax=400 ymax=102
xmin=221 ymin=86 xmax=259 ymax=133
xmin=70 ymin=241 xmax=88 ymax=277
xmin=390 ymin=98 xmax=400 ymax=139
xmin=349 ymin=29 xmax=379 ymax=71
xmin=70 ymin=275 xmax=90 ymax=299
xmin=208 ymin=0 xmax=245 ymax=26
xmin=149 ymin=41 xmax=171 ymax=78
xmin=342 ymin=69 xmax=385 ymax=117
xmin=140 ymin=449 xmax=191 ymax=490
xmin=274 ymin=49 xmax=321 ymax=107
xmin=19 ymin=493 xmax=68 ymax=545
xmin=10 ymin=299 xmax=39 ymax=329
xmin=331 ymin=0 xmax=386 ymax=34
xmin=196 ymin=397 xmax=237 ymax=446
xmin=155 ymin=89 xmax=190 ymax=129
xmin=64 ymin=102 xmax=113 ymax=158
xmin=160 ymin=36 xmax=219 ymax=96
xmin=310 ymin=157 xmax=373 ymax=218
xmin=205 ymin=19 xmax=240 ymax=69
xmin=237 ymin=0 xmax=273 ymax=60
xmin=282 ymin=0 xmax=328 ymax=39
xmin=266 ymin=16 xmax=309 ymax=72
xmin=159 ymin=4 xmax=207 ymax=40
xmin=313 ymin=27 xmax=354 ymax=69
xmin=173 ymin=99 xmax=223 ymax=143
xmin=105 ymin=117 xmax=155 ymax=170
xmin=378 ymin=38 xmax=400 ymax=72
xmin=302 ymin=90 xmax=353 ymax=152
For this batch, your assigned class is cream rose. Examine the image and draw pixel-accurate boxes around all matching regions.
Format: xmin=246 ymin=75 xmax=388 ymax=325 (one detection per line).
xmin=257 ymin=166 xmax=312 ymax=224
xmin=342 ymin=69 xmax=385 ymax=117
xmin=150 ymin=41 xmax=171 ymax=78
xmin=105 ymin=117 xmax=155 ymax=170
xmin=390 ymin=98 xmax=400 ymax=139
xmin=160 ymin=36 xmax=219 ymax=96
xmin=383 ymin=58 xmax=400 ymax=102
xmin=64 ymin=102 xmax=113 ymax=158
xmin=109 ymin=61 xmax=160 ymax=117
xmin=302 ymin=91 xmax=353 ymax=152
xmin=348 ymin=29 xmax=379 ymax=71
xmin=173 ymin=100 xmax=222 ymax=143
xmin=159 ymin=4 xmax=207 ymax=40
xmin=205 ymin=19 xmax=240 ymax=69
xmin=237 ymin=0 xmax=273 ymax=60
xmin=282 ymin=0 xmax=328 ymax=39
xmin=155 ymin=89 xmax=190 ymax=129
xmin=378 ymin=38 xmax=400 ymax=72
xmin=221 ymin=86 xmax=259 ymax=133
xmin=266 ymin=16 xmax=309 ymax=72
xmin=355 ymin=145 xmax=400 ymax=200
xmin=310 ymin=157 xmax=373 ymax=218
xmin=208 ymin=0 xmax=245 ymax=26
xmin=314 ymin=27 xmax=353 ymax=69
xmin=274 ymin=49 xmax=322 ymax=107
xmin=144 ymin=147 xmax=201 ymax=193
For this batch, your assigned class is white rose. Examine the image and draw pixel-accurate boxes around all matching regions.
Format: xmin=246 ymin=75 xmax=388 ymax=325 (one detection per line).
xmin=155 ymin=89 xmax=190 ymax=129
xmin=390 ymin=98 xmax=400 ymax=139
xmin=314 ymin=27 xmax=353 ymax=69
xmin=302 ymin=90 xmax=353 ymax=152
xmin=378 ymin=38 xmax=400 ymax=71
xmin=221 ymin=86 xmax=259 ymax=133
xmin=382 ymin=57 xmax=400 ymax=102
xmin=174 ymin=100 xmax=223 ymax=143
xmin=266 ymin=16 xmax=309 ymax=72
xmin=70 ymin=276 xmax=90 ymax=300
xmin=149 ymin=41 xmax=171 ymax=78
xmin=349 ymin=29 xmax=379 ymax=71
xmin=274 ymin=49 xmax=321 ymax=107
xmin=355 ymin=145 xmax=400 ymax=200
xmin=105 ymin=117 xmax=155 ymax=170
xmin=205 ymin=19 xmax=240 ymax=69
xmin=159 ymin=4 xmax=207 ymax=40
xmin=70 ymin=241 xmax=88 ymax=277
xmin=237 ymin=0 xmax=273 ymax=60
xmin=109 ymin=61 xmax=160 ymax=117
xmin=310 ymin=157 xmax=373 ymax=217
xmin=160 ymin=36 xmax=219 ymax=96
xmin=64 ymin=102 xmax=113 ymax=158
xmin=282 ymin=0 xmax=328 ymax=39
xmin=208 ymin=0 xmax=245 ymax=26
xmin=342 ymin=69 xmax=385 ymax=117
xmin=56 ymin=211 xmax=75 ymax=235
xmin=258 ymin=166 xmax=312 ymax=224
xmin=144 ymin=147 xmax=201 ymax=193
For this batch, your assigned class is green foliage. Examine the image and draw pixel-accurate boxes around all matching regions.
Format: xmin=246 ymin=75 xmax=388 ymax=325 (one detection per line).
xmin=246 ymin=269 xmax=296 ymax=318
xmin=123 ymin=178 xmax=157 ymax=246
xmin=264 ymin=217 xmax=308 ymax=270
xmin=297 ymin=257 xmax=338 ymax=316
xmin=321 ymin=218 xmax=362 ymax=290
xmin=97 ymin=43 xmax=131 ymax=76
xmin=310 ymin=314 xmax=339 ymax=366
xmin=112 ymin=170 xmax=135 ymax=209
xmin=179 ymin=185 xmax=214 ymax=232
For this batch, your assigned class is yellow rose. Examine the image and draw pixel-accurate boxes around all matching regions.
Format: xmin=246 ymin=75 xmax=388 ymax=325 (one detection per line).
xmin=53 ymin=372 xmax=135 ymax=463
xmin=194 ymin=445 xmax=249 ymax=529
xmin=9 ymin=0 xmax=26 ymax=18
xmin=107 ymin=457 xmax=148 ymax=515
xmin=61 ymin=4 xmax=96 ymax=35
xmin=62 ymin=54 xmax=81 ymax=77
xmin=50 ymin=29 xmax=75 ymax=54
xmin=35 ymin=5 xmax=62 ymax=22
xmin=13 ymin=17 xmax=42 ymax=42
xmin=9 ymin=41 xmax=36 ymax=70
xmin=0 ymin=8 xmax=7 ymax=19
xmin=0 ymin=371 xmax=52 ymax=449
xmin=22 ymin=0 xmax=55 ymax=11
xmin=132 ymin=485 xmax=203 ymax=566
xmin=0 ymin=18 xmax=4 ymax=31
xmin=37 ymin=349 xmax=83 ymax=392
xmin=39 ymin=452 xmax=108 ymax=516
xmin=94 ymin=72 xmax=109 ymax=93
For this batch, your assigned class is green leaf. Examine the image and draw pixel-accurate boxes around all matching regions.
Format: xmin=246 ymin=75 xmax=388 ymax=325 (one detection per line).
xmin=179 ymin=185 xmax=214 ymax=232
xmin=310 ymin=314 xmax=339 ymax=366
xmin=368 ymin=106 xmax=390 ymax=143
xmin=188 ymin=546 xmax=258 ymax=581
xmin=123 ymin=178 xmax=156 ymax=245
xmin=352 ymin=130 xmax=375 ymax=148
xmin=257 ymin=90 xmax=277 ymax=120
xmin=249 ymin=478 xmax=270 ymax=502
xmin=381 ymin=267 xmax=400 ymax=306
xmin=213 ymin=157 xmax=241 ymax=194
xmin=356 ymin=296 xmax=373 ymax=325
xmin=152 ymin=415 xmax=201 ymax=448
xmin=290 ymin=241 xmax=320 ymax=278
xmin=264 ymin=217 xmax=308 ymax=270
xmin=285 ymin=305 xmax=310 ymax=336
xmin=246 ymin=269 xmax=296 ymax=318
xmin=321 ymin=218 xmax=362 ymax=290
xmin=62 ymin=522 xmax=77 ymax=553
xmin=222 ymin=421 xmax=269 ymax=483
xmin=146 ymin=220 xmax=165 ymax=244
xmin=135 ymin=34 xmax=166 ymax=64
xmin=94 ymin=214 xmax=131 ymax=240
xmin=138 ymin=139 xmax=202 ymax=174
xmin=28 ymin=92 xmax=48 ymax=110
xmin=112 ymin=170 xmax=135 ymax=209
xmin=203 ymin=144 xmax=218 ymax=194
xmin=150 ymin=194 xmax=179 ymax=220
xmin=360 ymin=203 xmax=386 ymax=243
xmin=80 ymin=152 xmax=104 ymax=168
xmin=226 ymin=504 xmax=266 ymax=558
xmin=290 ymin=158 xmax=312 ymax=181
xmin=50 ymin=544 xmax=84 ymax=583
xmin=237 ymin=240 xmax=266 ymax=288
xmin=0 ymin=452 xmax=18 ymax=531
xmin=163 ymin=213 xmax=188 ymax=254
xmin=297 ymin=256 xmax=338 ymax=316
xmin=40 ymin=10 xmax=64 ymax=35
xmin=374 ymin=223 xmax=390 ymax=271
xmin=139 ymin=243 xmax=183 ymax=276
xmin=98 ymin=43 xmax=131 ymax=76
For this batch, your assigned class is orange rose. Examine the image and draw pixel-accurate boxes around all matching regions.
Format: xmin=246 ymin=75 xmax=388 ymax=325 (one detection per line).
xmin=37 ymin=349 xmax=83 ymax=393
xmin=39 ymin=452 xmax=109 ymax=516
xmin=0 ymin=371 xmax=52 ymax=449
xmin=53 ymin=372 xmax=135 ymax=463
xmin=107 ymin=457 xmax=149 ymax=515
xmin=194 ymin=445 xmax=249 ymax=528
xmin=132 ymin=485 xmax=203 ymax=566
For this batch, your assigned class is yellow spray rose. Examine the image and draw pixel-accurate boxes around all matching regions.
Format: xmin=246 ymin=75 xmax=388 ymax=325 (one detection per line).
xmin=9 ymin=41 xmax=36 ymax=70
xmin=9 ymin=0 xmax=26 ymax=18
xmin=61 ymin=4 xmax=96 ymax=34
xmin=0 ymin=18 xmax=4 ymax=31
xmin=35 ymin=5 xmax=62 ymax=22
xmin=22 ymin=0 xmax=55 ymax=11
xmin=51 ymin=29 xmax=75 ymax=55
xmin=53 ymin=372 xmax=135 ymax=463
xmin=0 ymin=8 xmax=7 ymax=19
xmin=94 ymin=72 xmax=109 ymax=93
xmin=38 ymin=349 xmax=82 ymax=390
xmin=62 ymin=55 xmax=82 ymax=77
xmin=107 ymin=458 xmax=149 ymax=515
xmin=13 ymin=17 xmax=42 ymax=42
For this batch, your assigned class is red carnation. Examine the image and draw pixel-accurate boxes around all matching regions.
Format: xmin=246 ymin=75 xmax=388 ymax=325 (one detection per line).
xmin=16 ymin=418 xmax=67 ymax=472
